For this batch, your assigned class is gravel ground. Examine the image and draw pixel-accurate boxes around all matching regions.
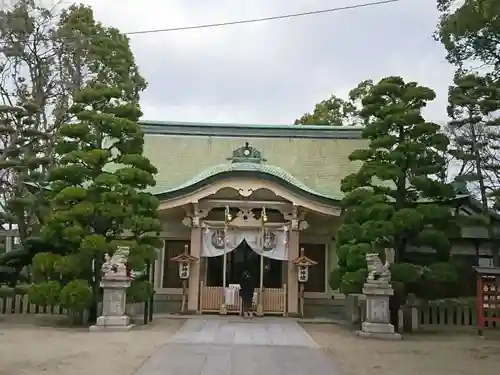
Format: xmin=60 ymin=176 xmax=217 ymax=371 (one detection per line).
xmin=0 ymin=315 xmax=184 ymax=375
xmin=303 ymin=323 xmax=500 ymax=375
xmin=3 ymin=315 xmax=499 ymax=375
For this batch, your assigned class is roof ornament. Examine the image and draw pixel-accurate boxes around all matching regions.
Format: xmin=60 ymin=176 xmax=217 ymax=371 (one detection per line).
xmin=228 ymin=142 xmax=267 ymax=164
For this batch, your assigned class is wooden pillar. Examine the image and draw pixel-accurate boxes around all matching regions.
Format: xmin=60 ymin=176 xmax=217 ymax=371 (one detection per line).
xmin=287 ymin=229 xmax=299 ymax=315
xmin=154 ymin=240 xmax=164 ymax=289
xmin=187 ymin=226 xmax=202 ymax=312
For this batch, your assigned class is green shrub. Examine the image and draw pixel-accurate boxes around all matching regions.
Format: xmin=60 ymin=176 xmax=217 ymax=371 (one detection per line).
xmin=32 ymin=252 xmax=62 ymax=281
xmin=390 ymin=262 xmax=422 ymax=284
xmin=27 ymin=281 xmax=61 ymax=306
xmin=127 ymin=280 xmax=153 ymax=303
xmin=59 ymin=279 xmax=93 ymax=312
xmin=424 ymin=262 xmax=458 ymax=283
xmin=328 ymin=268 xmax=344 ymax=291
xmin=414 ymin=262 xmax=460 ymax=300
xmin=340 ymin=269 xmax=367 ymax=294
xmin=53 ymin=254 xmax=81 ymax=279
xmin=0 ymin=287 xmax=16 ymax=298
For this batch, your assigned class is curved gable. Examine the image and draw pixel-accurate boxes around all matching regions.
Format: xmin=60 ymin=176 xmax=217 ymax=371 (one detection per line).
xmin=153 ymin=143 xmax=342 ymax=205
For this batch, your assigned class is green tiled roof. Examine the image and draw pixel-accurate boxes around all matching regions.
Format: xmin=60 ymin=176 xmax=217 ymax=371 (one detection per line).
xmin=141 ymin=121 xmax=368 ymax=199
xmin=154 ymin=159 xmax=341 ymax=201
xmin=148 ymin=141 xmax=344 ymax=201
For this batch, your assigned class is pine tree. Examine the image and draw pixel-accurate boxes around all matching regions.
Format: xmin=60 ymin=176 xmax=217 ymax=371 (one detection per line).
xmin=0 ymin=2 xmax=147 ymax=247
xmin=30 ymin=82 xmax=161 ymax=321
xmin=447 ymin=73 xmax=500 ymax=265
xmin=0 ymin=102 xmax=51 ymax=284
xmin=27 ymin=9 xmax=158 ymax=320
xmin=0 ymin=103 xmax=50 ymax=242
xmin=331 ymin=76 xmax=458 ymax=296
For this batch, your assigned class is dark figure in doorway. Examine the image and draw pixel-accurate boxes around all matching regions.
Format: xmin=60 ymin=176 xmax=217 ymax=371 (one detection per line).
xmin=240 ymin=270 xmax=254 ymax=317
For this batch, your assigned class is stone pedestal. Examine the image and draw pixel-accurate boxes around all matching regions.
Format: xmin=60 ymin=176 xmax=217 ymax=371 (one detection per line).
xmin=356 ymin=281 xmax=401 ymax=340
xmin=89 ymin=275 xmax=134 ymax=332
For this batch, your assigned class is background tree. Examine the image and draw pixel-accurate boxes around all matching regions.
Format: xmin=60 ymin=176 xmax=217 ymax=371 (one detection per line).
xmin=294 ymin=94 xmax=356 ymax=126
xmin=331 ymin=77 xmax=459 ymax=301
xmin=0 ymin=1 xmax=146 ymax=237
xmin=436 ymin=0 xmax=500 ymax=77
xmin=294 ymin=80 xmax=373 ymax=126
xmin=0 ymin=1 xmax=60 ymax=247
xmin=0 ymin=102 xmax=52 ymax=284
xmin=446 ymin=73 xmax=500 ymax=265
xmin=0 ymin=103 xmax=50 ymax=239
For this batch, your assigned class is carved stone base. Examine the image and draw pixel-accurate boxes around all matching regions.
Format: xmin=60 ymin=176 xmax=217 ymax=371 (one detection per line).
xmin=361 ymin=321 xmax=396 ymax=334
xmin=357 ymin=318 xmax=401 ymax=340
xmin=89 ymin=315 xmax=134 ymax=332
xmin=356 ymin=330 xmax=402 ymax=340
xmin=89 ymin=324 xmax=135 ymax=332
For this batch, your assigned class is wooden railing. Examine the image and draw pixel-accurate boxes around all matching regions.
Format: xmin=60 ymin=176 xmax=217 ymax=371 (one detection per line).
xmin=262 ymin=285 xmax=287 ymax=316
xmin=350 ymin=295 xmax=499 ymax=331
xmin=0 ymin=293 xmax=68 ymax=315
xmin=0 ymin=292 xmax=144 ymax=323
xmin=199 ymin=283 xmax=287 ymax=315
xmin=199 ymin=283 xmax=225 ymax=313
xmin=418 ymin=301 xmax=485 ymax=327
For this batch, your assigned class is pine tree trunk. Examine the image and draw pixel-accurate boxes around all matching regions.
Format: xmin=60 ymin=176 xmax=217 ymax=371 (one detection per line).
xmin=470 ymin=122 xmax=499 ymax=266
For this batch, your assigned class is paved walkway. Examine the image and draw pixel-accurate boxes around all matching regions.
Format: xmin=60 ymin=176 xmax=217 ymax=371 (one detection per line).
xmin=134 ymin=319 xmax=342 ymax=375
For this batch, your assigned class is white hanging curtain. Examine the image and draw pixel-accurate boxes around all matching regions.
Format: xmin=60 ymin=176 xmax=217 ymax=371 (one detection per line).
xmin=201 ymin=227 xmax=242 ymax=257
xmin=201 ymin=227 xmax=289 ymax=260
xmin=261 ymin=230 xmax=288 ymax=261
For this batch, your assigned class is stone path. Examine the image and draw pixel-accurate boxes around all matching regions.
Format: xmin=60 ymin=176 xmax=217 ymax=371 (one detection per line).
xmin=134 ymin=319 xmax=342 ymax=375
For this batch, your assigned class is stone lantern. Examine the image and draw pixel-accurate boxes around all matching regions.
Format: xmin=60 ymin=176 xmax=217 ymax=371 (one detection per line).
xmin=170 ymin=245 xmax=199 ymax=313
xmin=291 ymin=247 xmax=317 ymax=316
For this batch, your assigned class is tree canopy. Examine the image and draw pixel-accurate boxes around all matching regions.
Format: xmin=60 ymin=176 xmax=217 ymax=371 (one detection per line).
xmin=0 ymin=102 xmax=51 ymax=238
xmin=331 ymin=76 xmax=459 ymax=297
xmin=14 ymin=3 xmax=159 ymax=318
xmin=294 ymin=80 xmax=373 ymax=126
xmin=436 ymin=0 xmax=500 ymax=266
xmin=30 ymin=81 xmax=160 ymax=316
xmin=436 ymin=0 xmax=500 ymax=76
xmin=0 ymin=1 xmax=146 ymax=246
xmin=446 ymin=73 xmax=500 ymax=265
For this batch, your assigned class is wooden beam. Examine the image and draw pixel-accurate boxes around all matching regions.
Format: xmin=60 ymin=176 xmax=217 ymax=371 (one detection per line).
xmin=198 ymin=199 xmax=293 ymax=211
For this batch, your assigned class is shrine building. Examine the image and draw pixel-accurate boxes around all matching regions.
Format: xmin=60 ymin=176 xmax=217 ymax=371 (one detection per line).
xmin=141 ymin=120 xmax=496 ymax=316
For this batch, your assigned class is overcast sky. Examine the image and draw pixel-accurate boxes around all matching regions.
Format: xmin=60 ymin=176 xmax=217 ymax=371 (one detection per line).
xmin=70 ymin=0 xmax=453 ymax=125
